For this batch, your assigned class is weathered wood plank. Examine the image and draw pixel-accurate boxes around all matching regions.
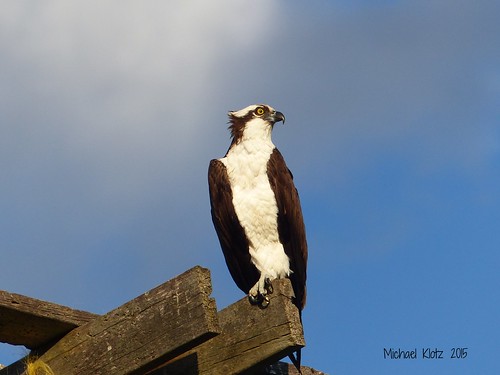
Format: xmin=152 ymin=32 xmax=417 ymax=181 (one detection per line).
xmin=260 ymin=362 xmax=328 ymax=375
xmin=151 ymin=278 xmax=305 ymax=375
xmin=0 ymin=290 xmax=98 ymax=349
xmin=3 ymin=266 xmax=220 ymax=375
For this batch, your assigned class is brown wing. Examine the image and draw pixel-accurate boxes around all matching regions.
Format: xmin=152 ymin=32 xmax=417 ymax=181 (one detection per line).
xmin=208 ymin=159 xmax=260 ymax=294
xmin=267 ymin=149 xmax=308 ymax=310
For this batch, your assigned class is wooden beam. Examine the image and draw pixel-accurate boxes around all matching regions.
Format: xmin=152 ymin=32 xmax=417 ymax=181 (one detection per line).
xmin=259 ymin=362 xmax=327 ymax=375
xmin=0 ymin=290 xmax=97 ymax=349
xmin=150 ymin=278 xmax=305 ymax=375
xmin=2 ymin=266 xmax=220 ymax=375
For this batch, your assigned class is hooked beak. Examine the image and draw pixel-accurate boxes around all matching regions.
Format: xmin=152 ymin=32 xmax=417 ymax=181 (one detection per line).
xmin=271 ymin=111 xmax=285 ymax=125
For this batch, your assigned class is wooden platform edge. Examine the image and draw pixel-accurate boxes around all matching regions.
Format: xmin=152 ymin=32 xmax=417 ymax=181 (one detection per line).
xmin=0 ymin=267 xmax=326 ymax=375
xmin=0 ymin=290 xmax=98 ymax=349
xmin=150 ymin=278 xmax=305 ymax=375
xmin=260 ymin=361 xmax=328 ymax=375
xmin=1 ymin=266 xmax=221 ymax=375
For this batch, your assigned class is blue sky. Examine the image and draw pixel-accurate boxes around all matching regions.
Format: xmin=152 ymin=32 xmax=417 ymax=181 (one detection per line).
xmin=1 ymin=1 xmax=499 ymax=373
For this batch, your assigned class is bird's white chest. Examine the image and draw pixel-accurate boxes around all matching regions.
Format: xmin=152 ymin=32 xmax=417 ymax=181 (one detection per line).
xmin=219 ymin=140 xmax=290 ymax=278
xmin=221 ymin=141 xmax=276 ymax=222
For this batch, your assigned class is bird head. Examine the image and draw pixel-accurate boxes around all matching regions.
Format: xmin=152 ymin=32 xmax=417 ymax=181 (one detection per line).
xmin=227 ymin=104 xmax=285 ymax=145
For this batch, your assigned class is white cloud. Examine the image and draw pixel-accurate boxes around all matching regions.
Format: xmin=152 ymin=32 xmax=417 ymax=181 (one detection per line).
xmin=0 ymin=1 xmax=285 ymax=310
xmin=0 ymin=0 xmax=283 ymax=210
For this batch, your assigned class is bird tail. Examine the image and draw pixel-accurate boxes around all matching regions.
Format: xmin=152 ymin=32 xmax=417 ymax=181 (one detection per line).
xmin=288 ymin=348 xmax=302 ymax=374
xmin=289 ymin=295 xmax=304 ymax=373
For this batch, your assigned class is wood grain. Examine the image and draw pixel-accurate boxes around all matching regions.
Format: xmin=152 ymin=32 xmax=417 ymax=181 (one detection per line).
xmin=152 ymin=278 xmax=305 ymax=375
xmin=2 ymin=266 xmax=220 ymax=375
xmin=0 ymin=290 xmax=97 ymax=349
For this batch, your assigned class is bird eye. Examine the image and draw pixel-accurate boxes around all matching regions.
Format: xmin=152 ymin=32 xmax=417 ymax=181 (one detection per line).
xmin=255 ymin=107 xmax=265 ymax=116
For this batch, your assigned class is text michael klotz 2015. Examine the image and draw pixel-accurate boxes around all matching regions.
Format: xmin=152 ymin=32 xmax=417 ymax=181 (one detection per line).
xmin=383 ymin=347 xmax=468 ymax=359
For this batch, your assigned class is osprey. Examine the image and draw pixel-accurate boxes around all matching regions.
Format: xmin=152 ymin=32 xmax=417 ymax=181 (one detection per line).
xmin=208 ymin=104 xmax=308 ymax=369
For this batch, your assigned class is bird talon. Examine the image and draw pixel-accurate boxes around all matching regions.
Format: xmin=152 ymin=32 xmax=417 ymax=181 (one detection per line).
xmin=248 ymin=293 xmax=261 ymax=305
xmin=265 ymin=278 xmax=274 ymax=294
xmin=260 ymin=295 xmax=270 ymax=308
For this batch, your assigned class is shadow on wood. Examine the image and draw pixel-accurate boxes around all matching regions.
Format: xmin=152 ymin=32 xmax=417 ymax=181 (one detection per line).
xmin=0 ymin=291 xmax=97 ymax=349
